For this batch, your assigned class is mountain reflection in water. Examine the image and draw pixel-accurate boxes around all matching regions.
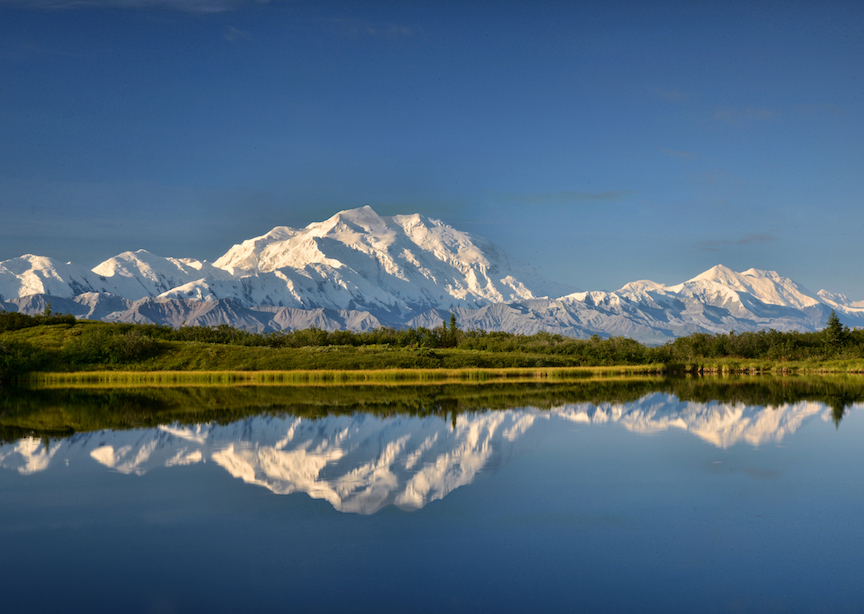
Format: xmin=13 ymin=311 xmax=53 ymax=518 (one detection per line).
xmin=2 ymin=383 xmax=858 ymax=514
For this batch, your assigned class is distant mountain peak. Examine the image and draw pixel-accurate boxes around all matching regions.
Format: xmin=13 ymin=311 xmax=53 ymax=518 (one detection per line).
xmin=741 ymin=267 xmax=781 ymax=279
xmin=688 ymin=263 xmax=743 ymax=283
xmin=3 ymin=211 xmax=860 ymax=340
xmin=681 ymin=264 xmax=819 ymax=309
xmin=153 ymin=206 xmax=577 ymax=316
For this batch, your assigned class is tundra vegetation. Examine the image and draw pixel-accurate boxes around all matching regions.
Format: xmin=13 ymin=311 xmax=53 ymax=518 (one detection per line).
xmin=2 ymin=308 xmax=864 ymax=384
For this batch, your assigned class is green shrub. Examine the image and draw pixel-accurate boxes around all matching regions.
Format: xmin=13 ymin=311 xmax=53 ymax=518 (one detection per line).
xmin=0 ymin=340 xmax=49 ymax=383
xmin=0 ymin=310 xmax=76 ymax=333
xmin=62 ymin=328 xmax=160 ymax=366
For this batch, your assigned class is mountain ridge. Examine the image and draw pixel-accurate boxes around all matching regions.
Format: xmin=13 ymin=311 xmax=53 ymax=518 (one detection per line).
xmin=2 ymin=206 xmax=862 ymax=343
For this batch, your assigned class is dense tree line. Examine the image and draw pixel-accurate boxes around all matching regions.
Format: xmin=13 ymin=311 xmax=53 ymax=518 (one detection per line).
xmin=0 ymin=309 xmax=75 ymax=332
xmin=1 ymin=308 xmax=862 ymax=382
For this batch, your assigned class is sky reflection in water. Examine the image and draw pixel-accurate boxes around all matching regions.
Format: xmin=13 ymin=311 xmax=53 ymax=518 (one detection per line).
xmin=1 ymin=388 xmax=863 ymax=613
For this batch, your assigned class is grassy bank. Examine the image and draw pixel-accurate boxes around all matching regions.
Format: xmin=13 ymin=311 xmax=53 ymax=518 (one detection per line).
xmin=20 ymin=355 xmax=864 ymax=388
xmin=3 ymin=311 xmax=864 ymax=383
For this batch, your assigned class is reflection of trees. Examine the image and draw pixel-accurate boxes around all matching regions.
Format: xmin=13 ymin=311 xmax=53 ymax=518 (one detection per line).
xmin=0 ymin=380 xmax=665 ymax=443
xmin=827 ymin=392 xmax=856 ymax=428
xmin=2 ymin=375 xmax=863 ymax=443
xmin=662 ymin=377 xmax=864 ymax=410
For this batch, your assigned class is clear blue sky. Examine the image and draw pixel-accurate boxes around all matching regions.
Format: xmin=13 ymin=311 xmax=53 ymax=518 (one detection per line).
xmin=1 ymin=0 xmax=862 ymax=297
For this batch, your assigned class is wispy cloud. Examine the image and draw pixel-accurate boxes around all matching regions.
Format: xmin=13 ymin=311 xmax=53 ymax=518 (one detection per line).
xmin=0 ymin=0 xmax=267 ymax=12
xmin=698 ymin=233 xmax=776 ymax=252
xmin=713 ymin=107 xmax=779 ymax=124
xmin=499 ymin=190 xmax=631 ymax=206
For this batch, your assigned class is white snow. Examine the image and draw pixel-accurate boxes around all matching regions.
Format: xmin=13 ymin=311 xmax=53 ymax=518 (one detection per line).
xmin=2 ymin=207 xmax=860 ymax=340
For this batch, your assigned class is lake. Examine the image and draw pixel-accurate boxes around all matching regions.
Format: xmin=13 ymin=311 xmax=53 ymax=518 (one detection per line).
xmin=1 ymin=377 xmax=863 ymax=613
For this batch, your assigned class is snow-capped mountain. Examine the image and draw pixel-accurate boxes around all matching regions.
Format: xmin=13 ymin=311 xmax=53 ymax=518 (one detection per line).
xmin=1 ymin=206 xmax=862 ymax=341
xmin=201 ymin=205 xmax=574 ymax=313
xmin=1 ymin=206 xmax=574 ymax=317
xmin=1 ymin=396 xmax=852 ymax=513
xmin=93 ymin=250 xmax=234 ymax=300
xmin=680 ymin=265 xmax=820 ymax=310
xmin=0 ymin=255 xmax=102 ymax=299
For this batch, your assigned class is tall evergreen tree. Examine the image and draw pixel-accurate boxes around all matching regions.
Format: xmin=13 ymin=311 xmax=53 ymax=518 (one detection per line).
xmin=824 ymin=309 xmax=848 ymax=347
xmin=446 ymin=313 xmax=459 ymax=347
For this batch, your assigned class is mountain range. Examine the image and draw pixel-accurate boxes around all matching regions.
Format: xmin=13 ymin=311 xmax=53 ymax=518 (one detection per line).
xmin=2 ymin=205 xmax=862 ymax=343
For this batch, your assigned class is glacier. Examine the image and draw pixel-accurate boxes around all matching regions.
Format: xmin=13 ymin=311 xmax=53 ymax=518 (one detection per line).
xmin=2 ymin=206 xmax=863 ymax=343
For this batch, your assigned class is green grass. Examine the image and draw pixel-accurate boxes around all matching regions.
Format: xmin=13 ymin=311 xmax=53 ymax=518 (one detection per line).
xmin=5 ymin=319 xmax=864 ymax=382
xmin=2 ymin=320 xmax=667 ymax=375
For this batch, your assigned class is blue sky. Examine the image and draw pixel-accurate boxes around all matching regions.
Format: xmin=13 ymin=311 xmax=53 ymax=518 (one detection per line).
xmin=1 ymin=0 xmax=862 ymax=297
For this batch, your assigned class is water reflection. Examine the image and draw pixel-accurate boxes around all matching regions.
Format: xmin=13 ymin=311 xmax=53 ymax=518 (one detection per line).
xmin=560 ymin=393 xmax=830 ymax=447
xmin=1 ymin=386 xmax=859 ymax=514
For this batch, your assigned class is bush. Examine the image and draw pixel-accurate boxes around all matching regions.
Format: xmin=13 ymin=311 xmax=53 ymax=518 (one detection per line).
xmin=0 ymin=340 xmax=49 ymax=382
xmin=0 ymin=310 xmax=76 ymax=333
xmin=62 ymin=328 xmax=160 ymax=366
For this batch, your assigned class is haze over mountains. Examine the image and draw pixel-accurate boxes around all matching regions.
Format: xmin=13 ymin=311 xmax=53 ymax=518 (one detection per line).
xmin=2 ymin=206 xmax=861 ymax=343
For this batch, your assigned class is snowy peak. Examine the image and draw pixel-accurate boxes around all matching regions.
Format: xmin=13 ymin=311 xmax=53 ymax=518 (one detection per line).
xmin=2 ymin=209 xmax=859 ymax=339
xmin=0 ymin=254 xmax=99 ymax=300
xmin=678 ymin=264 xmax=819 ymax=309
xmin=688 ymin=263 xmax=745 ymax=285
xmin=215 ymin=206 xmax=489 ymax=274
xmin=0 ymin=206 xmax=578 ymax=317
xmin=94 ymin=249 xmax=203 ymax=281
xmin=618 ymin=279 xmax=666 ymax=294
xmin=92 ymin=249 xmax=232 ymax=301
xmin=392 ymin=211 xmax=492 ymax=268
xmin=817 ymin=289 xmax=864 ymax=311
xmin=206 ymin=206 xmax=566 ymax=313
xmin=2 ymin=205 xmax=562 ymax=315
xmin=213 ymin=226 xmax=297 ymax=272
xmin=316 ymin=204 xmax=393 ymax=239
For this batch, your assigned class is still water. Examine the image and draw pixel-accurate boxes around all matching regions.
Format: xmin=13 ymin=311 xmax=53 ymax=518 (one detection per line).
xmin=1 ymin=379 xmax=863 ymax=613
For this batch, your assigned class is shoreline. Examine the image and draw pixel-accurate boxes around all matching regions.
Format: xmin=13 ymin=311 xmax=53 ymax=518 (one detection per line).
xmin=19 ymin=361 xmax=864 ymax=387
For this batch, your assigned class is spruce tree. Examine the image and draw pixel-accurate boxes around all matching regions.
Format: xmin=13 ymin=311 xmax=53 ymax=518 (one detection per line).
xmin=824 ymin=309 xmax=848 ymax=347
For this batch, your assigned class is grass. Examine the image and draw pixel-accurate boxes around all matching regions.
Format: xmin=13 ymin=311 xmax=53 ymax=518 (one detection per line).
xmin=23 ymin=359 xmax=864 ymax=388
xmin=3 ymin=321 xmax=670 ymax=375
xmin=6 ymin=320 xmax=864 ymax=381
